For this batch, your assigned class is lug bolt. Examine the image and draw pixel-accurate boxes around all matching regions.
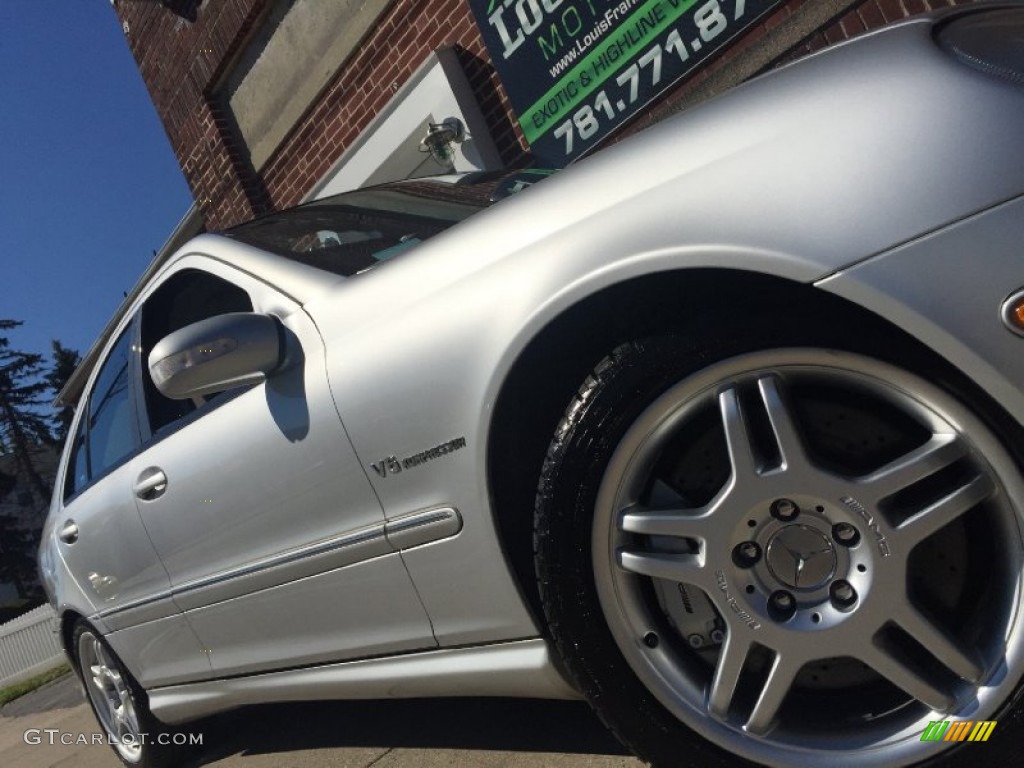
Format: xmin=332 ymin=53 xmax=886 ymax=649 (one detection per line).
xmin=832 ymin=522 xmax=860 ymax=546
xmin=688 ymin=634 xmax=705 ymax=648
xmin=643 ymin=632 xmax=660 ymax=648
xmin=771 ymin=498 xmax=800 ymax=521
xmin=769 ymin=590 xmax=797 ymax=620
xmin=732 ymin=541 xmax=762 ymax=568
xmin=830 ymin=580 xmax=857 ymax=609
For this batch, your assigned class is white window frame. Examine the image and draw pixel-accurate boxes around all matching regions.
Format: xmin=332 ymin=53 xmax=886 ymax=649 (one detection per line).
xmin=306 ymin=48 xmax=504 ymax=200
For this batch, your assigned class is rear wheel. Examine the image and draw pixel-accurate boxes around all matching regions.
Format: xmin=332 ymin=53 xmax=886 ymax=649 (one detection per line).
xmin=73 ymin=622 xmax=189 ymax=767
xmin=535 ymin=336 xmax=1024 ymax=767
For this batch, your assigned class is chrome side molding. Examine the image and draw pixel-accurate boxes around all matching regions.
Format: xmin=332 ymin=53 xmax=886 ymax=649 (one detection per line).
xmin=385 ymin=506 xmax=462 ymax=550
xmin=100 ymin=506 xmax=464 ymax=618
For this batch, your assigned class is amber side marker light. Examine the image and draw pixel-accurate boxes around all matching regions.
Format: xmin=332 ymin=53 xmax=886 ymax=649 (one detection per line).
xmin=1001 ymin=289 xmax=1024 ymax=337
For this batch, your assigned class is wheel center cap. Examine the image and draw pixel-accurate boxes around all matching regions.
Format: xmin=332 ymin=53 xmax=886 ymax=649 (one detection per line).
xmin=766 ymin=524 xmax=836 ymax=589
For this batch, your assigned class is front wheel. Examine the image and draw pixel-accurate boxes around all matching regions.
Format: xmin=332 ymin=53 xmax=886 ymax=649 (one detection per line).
xmin=535 ymin=338 xmax=1024 ymax=767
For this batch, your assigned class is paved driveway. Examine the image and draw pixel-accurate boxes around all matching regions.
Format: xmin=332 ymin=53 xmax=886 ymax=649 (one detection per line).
xmin=1 ymin=674 xmax=644 ymax=767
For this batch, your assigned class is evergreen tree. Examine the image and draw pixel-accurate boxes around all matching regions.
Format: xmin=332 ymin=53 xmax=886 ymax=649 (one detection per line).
xmin=0 ymin=320 xmax=52 ymax=497
xmin=0 ymin=509 xmax=38 ymax=599
xmin=0 ymin=320 xmax=52 ymax=601
xmin=46 ymin=340 xmax=81 ymax=444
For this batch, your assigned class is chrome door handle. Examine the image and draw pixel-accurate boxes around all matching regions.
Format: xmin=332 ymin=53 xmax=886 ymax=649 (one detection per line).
xmin=59 ymin=520 xmax=79 ymax=544
xmin=134 ymin=468 xmax=168 ymax=500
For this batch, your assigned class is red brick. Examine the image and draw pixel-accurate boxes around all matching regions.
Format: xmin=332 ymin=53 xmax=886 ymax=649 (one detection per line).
xmin=840 ymin=12 xmax=868 ymax=36
xmin=858 ymin=2 xmax=887 ymax=29
xmin=823 ymin=21 xmax=847 ymax=44
xmin=875 ymin=0 xmax=908 ymax=22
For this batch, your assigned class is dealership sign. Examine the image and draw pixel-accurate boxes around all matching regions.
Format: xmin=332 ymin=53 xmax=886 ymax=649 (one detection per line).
xmin=469 ymin=0 xmax=782 ymax=164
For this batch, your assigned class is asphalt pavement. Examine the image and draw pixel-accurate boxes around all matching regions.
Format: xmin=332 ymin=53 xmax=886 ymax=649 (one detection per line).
xmin=1 ymin=673 xmax=645 ymax=767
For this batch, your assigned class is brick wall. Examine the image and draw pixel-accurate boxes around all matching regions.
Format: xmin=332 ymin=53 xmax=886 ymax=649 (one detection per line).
xmin=114 ymin=0 xmax=518 ymax=229
xmin=116 ymin=0 xmax=271 ymax=228
xmin=114 ymin=0 xmax=983 ymax=231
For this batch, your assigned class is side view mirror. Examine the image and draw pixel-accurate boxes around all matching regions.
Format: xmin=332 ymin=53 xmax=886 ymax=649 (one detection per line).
xmin=149 ymin=312 xmax=283 ymax=400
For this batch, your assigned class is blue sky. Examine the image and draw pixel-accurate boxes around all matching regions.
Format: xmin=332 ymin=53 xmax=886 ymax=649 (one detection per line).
xmin=1 ymin=1 xmax=193 ymax=374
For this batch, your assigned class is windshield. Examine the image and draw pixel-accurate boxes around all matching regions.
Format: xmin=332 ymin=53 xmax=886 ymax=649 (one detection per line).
xmin=223 ymin=171 xmax=551 ymax=277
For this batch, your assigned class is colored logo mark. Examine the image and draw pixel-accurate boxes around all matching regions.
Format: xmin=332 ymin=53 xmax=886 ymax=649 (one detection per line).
xmin=920 ymin=720 xmax=996 ymax=742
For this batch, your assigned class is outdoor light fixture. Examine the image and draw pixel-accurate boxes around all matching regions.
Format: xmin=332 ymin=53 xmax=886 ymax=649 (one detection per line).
xmin=419 ymin=118 xmax=466 ymax=166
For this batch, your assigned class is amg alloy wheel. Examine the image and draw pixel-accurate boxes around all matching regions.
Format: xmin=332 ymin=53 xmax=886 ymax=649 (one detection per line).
xmin=78 ymin=628 xmax=144 ymax=764
xmin=72 ymin=622 xmax=187 ymax=768
xmin=536 ymin=339 xmax=1024 ymax=768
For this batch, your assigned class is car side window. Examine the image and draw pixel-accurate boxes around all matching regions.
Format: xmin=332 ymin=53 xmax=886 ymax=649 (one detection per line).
xmin=140 ymin=269 xmax=254 ymax=435
xmin=63 ymin=328 xmax=138 ymax=500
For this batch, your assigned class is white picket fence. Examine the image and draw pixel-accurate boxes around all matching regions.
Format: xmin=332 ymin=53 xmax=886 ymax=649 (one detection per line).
xmin=0 ymin=604 xmax=65 ymax=689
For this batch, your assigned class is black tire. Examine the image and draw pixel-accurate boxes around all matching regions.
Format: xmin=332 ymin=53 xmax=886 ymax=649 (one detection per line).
xmin=532 ymin=335 xmax=1024 ymax=768
xmin=72 ymin=621 xmax=196 ymax=768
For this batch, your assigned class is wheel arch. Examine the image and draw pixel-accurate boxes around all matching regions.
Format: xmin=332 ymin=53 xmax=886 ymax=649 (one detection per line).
xmin=60 ymin=608 xmax=87 ymax=674
xmin=485 ymin=265 xmax=1024 ymax=626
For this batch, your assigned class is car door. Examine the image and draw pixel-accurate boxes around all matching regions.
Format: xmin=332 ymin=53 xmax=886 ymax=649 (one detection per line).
xmin=56 ymin=321 xmax=213 ymax=687
xmin=127 ymin=256 xmax=436 ymax=677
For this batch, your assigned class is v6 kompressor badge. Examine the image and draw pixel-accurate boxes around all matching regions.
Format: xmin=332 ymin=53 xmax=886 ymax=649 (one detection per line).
xmin=371 ymin=437 xmax=467 ymax=478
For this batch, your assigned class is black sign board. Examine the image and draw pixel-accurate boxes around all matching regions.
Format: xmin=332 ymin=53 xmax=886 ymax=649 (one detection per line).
xmin=468 ymin=0 xmax=783 ymax=165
